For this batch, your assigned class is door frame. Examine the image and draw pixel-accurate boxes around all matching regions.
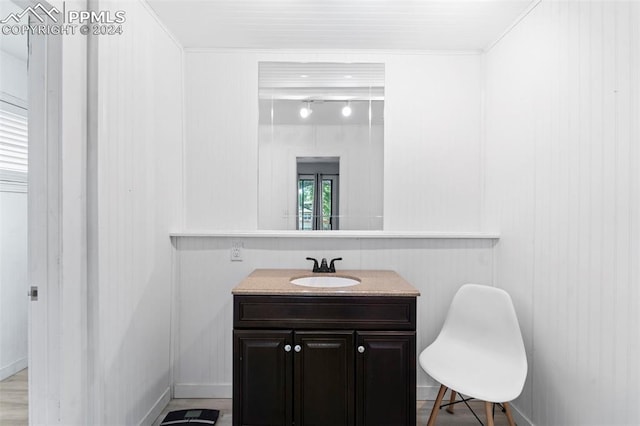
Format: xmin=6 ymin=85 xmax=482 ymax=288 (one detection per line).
xmin=26 ymin=0 xmax=89 ymax=423
xmin=27 ymin=2 xmax=62 ymax=423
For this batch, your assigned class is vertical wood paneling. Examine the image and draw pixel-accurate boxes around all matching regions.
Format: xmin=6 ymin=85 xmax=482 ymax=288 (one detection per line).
xmin=384 ymin=54 xmax=483 ymax=231
xmin=92 ymin=1 xmax=183 ymax=424
xmin=173 ymin=236 xmax=495 ymax=399
xmin=184 ymin=53 xmax=259 ymax=230
xmin=485 ymin=1 xmax=640 ymax=424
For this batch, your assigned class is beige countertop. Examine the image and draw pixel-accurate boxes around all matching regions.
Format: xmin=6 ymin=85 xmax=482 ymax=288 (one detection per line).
xmin=232 ymin=269 xmax=420 ymax=297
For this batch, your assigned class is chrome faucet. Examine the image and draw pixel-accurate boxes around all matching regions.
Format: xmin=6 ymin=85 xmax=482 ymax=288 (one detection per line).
xmin=306 ymin=257 xmax=342 ymax=273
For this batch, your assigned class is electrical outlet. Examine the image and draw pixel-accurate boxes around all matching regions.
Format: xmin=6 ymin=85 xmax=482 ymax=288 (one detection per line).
xmin=231 ymin=241 xmax=243 ymax=261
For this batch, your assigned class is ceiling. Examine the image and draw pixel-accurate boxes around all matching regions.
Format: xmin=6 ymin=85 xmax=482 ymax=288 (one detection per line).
xmin=146 ymin=0 xmax=535 ymax=51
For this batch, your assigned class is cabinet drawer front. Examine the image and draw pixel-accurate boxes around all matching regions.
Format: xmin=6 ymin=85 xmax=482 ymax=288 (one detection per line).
xmin=234 ymin=296 xmax=416 ymax=330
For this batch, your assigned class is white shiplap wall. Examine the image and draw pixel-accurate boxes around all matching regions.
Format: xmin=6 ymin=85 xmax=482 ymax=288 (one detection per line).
xmin=184 ymin=51 xmax=482 ymax=232
xmin=91 ymin=1 xmax=183 ymax=424
xmin=484 ymin=2 xmax=640 ymax=425
xmin=385 ymin=54 xmax=483 ymax=231
xmin=173 ymin=236 xmax=495 ymax=399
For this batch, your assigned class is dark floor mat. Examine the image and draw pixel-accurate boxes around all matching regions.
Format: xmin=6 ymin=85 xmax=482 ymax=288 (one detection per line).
xmin=160 ymin=409 xmax=220 ymax=425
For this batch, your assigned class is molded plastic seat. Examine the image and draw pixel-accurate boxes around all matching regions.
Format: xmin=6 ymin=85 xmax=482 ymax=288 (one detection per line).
xmin=419 ymin=284 xmax=527 ymax=426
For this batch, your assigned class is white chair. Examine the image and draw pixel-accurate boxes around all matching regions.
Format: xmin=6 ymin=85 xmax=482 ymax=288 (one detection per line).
xmin=419 ymin=284 xmax=527 ymax=426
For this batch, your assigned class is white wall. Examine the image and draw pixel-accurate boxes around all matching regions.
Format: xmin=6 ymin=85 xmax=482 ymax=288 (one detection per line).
xmin=173 ymin=236 xmax=495 ymax=399
xmin=484 ymin=1 xmax=640 ymax=425
xmin=384 ymin=54 xmax=483 ymax=231
xmin=0 ymin=43 xmax=28 ymax=381
xmin=258 ymin=124 xmax=384 ymax=230
xmin=184 ymin=51 xmax=482 ymax=232
xmin=90 ymin=1 xmax=184 ymax=424
xmin=0 ymin=189 xmax=28 ymax=380
xmin=0 ymin=50 xmax=27 ymax=102
xmin=179 ymin=48 xmax=487 ymax=404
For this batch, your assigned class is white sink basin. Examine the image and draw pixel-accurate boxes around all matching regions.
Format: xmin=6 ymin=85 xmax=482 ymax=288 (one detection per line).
xmin=290 ymin=276 xmax=361 ymax=288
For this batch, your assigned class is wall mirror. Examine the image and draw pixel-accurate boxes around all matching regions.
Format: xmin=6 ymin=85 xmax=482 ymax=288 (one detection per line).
xmin=258 ymin=62 xmax=384 ymax=230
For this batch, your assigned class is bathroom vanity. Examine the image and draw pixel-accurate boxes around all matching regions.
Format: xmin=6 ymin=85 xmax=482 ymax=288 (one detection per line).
xmin=232 ymin=269 xmax=420 ymax=426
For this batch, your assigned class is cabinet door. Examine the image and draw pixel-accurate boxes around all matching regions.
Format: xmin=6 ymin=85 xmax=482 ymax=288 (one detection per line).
xmin=294 ymin=331 xmax=355 ymax=426
xmin=233 ymin=330 xmax=293 ymax=426
xmin=355 ymin=332 xmax=416 ymax=426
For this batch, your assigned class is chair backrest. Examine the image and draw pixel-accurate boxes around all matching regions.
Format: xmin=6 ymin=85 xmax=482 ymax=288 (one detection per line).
xmin=438 ymin=284 xmax=526 ymax=363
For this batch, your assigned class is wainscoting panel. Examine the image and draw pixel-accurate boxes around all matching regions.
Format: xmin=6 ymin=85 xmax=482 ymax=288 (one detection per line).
xmin=173 ymin=236 xmax=495 ymax=399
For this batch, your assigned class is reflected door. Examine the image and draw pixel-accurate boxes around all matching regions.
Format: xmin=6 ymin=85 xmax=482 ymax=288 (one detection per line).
xmin=297 ymin=173 xmax=339 ymax=230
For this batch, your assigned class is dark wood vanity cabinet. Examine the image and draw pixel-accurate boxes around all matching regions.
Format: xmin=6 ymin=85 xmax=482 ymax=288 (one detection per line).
xmin=233 ymin=295 xmax=417 ymax=426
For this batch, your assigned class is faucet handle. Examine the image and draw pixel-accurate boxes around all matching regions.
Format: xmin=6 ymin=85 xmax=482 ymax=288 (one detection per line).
xmin=329 ymin=257 xmax=342 ymax=273
xmin=306 ymin=257 xmax=320 ymax=272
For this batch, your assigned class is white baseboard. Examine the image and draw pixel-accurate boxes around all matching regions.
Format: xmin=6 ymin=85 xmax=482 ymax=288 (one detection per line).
xmin=0 ymin=357 xmax=27 ymax=381
xmin=139 ymin=387 xmax=171 ymax=426
xmin=418 ymin=385 xmax=534 ymax=426
xmin=510 ymin=401 xmax=534 ymax=426
xmin=417 ymin=384 xmax=441 ymax=401
xmin=174 ymin=383 xmax=232 ymax=399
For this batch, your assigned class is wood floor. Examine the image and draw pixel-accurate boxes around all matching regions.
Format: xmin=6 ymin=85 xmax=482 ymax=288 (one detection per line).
xmin=0 ymin=372 xmax=511 ymax=426
xmin=0 ymin=369 xmax=28 ymax=426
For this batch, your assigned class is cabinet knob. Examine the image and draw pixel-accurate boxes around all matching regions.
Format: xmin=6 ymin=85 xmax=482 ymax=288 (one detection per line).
xmin=358 ymin=345 xmax=365 ymax=353
xmin=294 ymin=345 xmax=302 ymax=353
xmin=284 ymin=344 xmax=292 ymax=352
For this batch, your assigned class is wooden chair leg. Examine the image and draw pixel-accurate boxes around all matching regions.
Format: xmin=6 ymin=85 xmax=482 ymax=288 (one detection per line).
xmin=427 ymin=385 xmax=448 ymax=426
xmin=446 ymin=390 xmax=457 ymax=414
xmin=503 ymin=402 xmax=516 ymax=426
xmin=484 ymin=401 xmax=495 ymax=426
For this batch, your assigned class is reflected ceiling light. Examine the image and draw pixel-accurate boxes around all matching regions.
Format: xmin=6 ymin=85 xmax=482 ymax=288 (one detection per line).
xmin=300 ymin=74 xmax=308 ymax=78
xmin=344 ymin=75 xmax=352 ymax=79
xmin=341 ymin=101 xmax=352 ymax=117
xmin=300 ymin=101 xmax=312 ymax=119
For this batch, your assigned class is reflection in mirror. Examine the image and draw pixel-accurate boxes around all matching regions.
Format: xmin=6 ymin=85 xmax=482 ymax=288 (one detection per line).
xmin=297 ymin=157 xmax=340 ymax=231
xmin=258 ymin=62 xmax=384 ymax=230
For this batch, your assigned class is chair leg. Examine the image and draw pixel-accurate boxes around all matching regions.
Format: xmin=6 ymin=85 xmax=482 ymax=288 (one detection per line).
xmin=427 ymin=385 xmax=448 ymax=426
xmin=503 ymin=402 xmax=516 ymax=426
xmin=484 ymin=402 xmax=495 ymax=426
xmin=446 ymin=390 xmax=457 ymax=414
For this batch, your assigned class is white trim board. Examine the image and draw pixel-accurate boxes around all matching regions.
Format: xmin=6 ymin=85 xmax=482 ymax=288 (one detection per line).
xmin=173 ymin=384 xmax=232 ymax=399
xmin=138 ymin=387 xmax=171 ymax=426
xmin=0 ymin=358 xmax=27 ymax=381
xmin=170 ymin=230 xmax=500 ymax=239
